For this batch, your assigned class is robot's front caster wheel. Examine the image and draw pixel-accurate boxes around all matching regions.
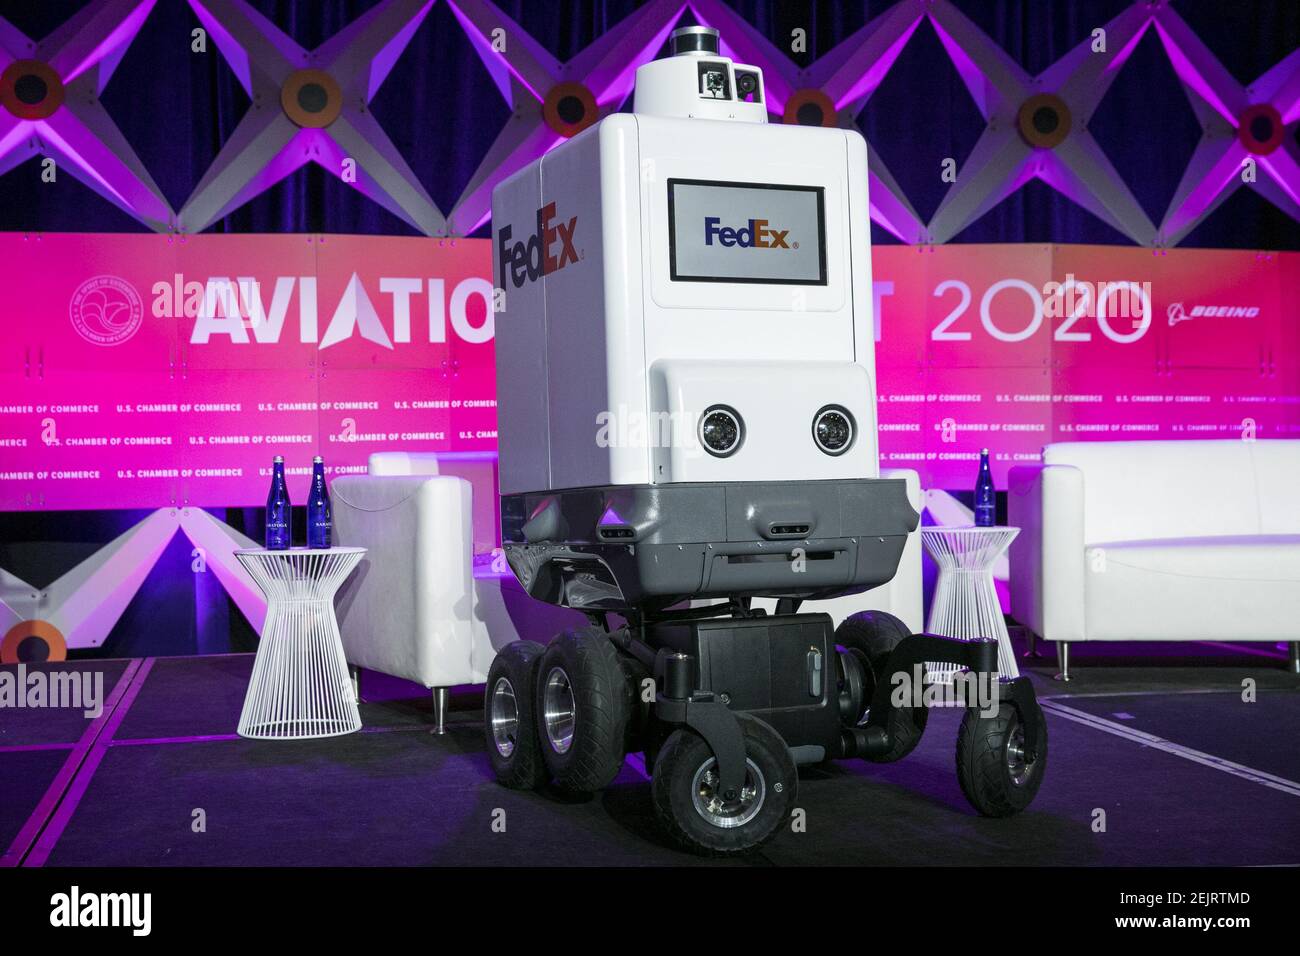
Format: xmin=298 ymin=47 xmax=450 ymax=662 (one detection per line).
xmin=651 ymin=713 xmax=796 ymax=856
xmin=485 ymin=641 xmax=547 ymax=790
xmin=956 ymin=702 xmax=1048 ymax=816
xmin=836 ymin=610 xmax=928 ymax=763
xmin=536 ymin=626 xmax=631 ymax=792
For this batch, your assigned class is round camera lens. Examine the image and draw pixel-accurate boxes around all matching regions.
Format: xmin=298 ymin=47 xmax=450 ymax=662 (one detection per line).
xmin=736 ymin=72 xmax=757 ymax=95
xmin=699 ymin=406 xmax=743 ymax=457
xmin=813 ymin=406 xmax=855 ymax=455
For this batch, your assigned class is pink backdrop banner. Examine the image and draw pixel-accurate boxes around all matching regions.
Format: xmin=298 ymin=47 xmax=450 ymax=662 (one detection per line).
xmin=873 ymin=244 xmax=1297 ymax=486
xmin=1 ymin=234 xmax=1294 ymax=509
xmin=1 ymin=233 xmax=494 ymax=508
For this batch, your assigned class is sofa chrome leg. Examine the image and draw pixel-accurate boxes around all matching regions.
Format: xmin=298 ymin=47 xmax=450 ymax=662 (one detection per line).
xmin=1288 ymin=643 xmax=1300 ymax=676
xmin=1023 ymin=629 xmax=1040 ymax=659
xmin=349 ymin=665 xmax=361 ymax=703
xmin=431 ymin=686 xmax=449 ymax=735
xmin=1053 ymin=642 xmax=1072 ymax=682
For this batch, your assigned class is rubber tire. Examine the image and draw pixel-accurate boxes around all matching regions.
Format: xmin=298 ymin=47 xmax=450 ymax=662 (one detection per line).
xmin=642 ymin=721 xmax=669 ymax=776
xmin=536 ymin=626 xmax=631 ymax=792
xmin=651 ymin=713 xmax=797 ymax=857
xmin=616 ymin=649 xmax=653 ymax=755
xmin=835 ymin=610 xmax=928 ymax=763
xmin=956 ymin=701 xmax=1048 ymax=817
xmin=484 ymin=640 xmax=547 ymax=790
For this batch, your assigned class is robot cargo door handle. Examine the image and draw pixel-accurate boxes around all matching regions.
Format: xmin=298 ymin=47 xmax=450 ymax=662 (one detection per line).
xmin=766 ymin=523 xmax=811 ymax=538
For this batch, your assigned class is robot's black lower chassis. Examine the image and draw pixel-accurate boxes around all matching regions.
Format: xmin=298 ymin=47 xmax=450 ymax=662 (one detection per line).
xmin=612 ymin=601 xmax=1043 ymax=801
xmin=486 ymin=596 xmax=1049 ymax=856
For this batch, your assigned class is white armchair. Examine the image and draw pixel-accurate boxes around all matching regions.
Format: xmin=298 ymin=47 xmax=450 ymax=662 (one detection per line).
xmin=332 ymin=452 xmax=585 ymax=732
xmin=1008 ymin=440 xmax=1300 ymax=680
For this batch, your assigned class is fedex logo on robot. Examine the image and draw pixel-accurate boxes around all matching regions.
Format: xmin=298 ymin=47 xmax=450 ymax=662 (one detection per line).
xmin=497 ymin=202 xmax=580 ymax=288
xmin=703 ymin=216 xmax=790 ymax=249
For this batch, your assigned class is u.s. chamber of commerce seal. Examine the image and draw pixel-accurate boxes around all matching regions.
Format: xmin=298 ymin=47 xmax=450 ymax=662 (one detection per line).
xmin=69 ymin=275 xmax=143 ymax=346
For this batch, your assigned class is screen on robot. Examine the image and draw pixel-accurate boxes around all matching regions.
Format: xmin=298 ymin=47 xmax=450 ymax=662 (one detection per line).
xmin=667 ymin=179 xmax=826 ymax=284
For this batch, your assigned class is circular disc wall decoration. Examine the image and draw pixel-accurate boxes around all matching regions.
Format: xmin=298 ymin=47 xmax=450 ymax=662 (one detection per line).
xmin=543 ymin=82 xmax=598 ymax=137
xmin=782 ymin=89 xmax=837 ymax=128
xmin=1 ymin=620 xmax=68 ymax=664
xmin=0 ymin=60 xmax=64 ymax=121
xmin=1237 ymin=103 xmax=1284 ymax=155
xmin=281 ymin=69 xmax=343 ymax=128
xmin=1016 ymin=93 xmax=1072 ymax=149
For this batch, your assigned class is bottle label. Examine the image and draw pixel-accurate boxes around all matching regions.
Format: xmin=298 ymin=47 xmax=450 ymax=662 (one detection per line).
xmin=308 ymin=516 xmax=331 ymax=548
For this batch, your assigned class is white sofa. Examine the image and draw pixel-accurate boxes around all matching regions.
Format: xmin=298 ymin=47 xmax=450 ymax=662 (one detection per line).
xmin=1009 ymin=440 xmax=1300 ymax=680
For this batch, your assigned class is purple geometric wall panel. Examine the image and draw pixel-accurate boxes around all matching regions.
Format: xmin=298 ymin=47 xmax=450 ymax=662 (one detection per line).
xmin=925 ymin=0 xmax=1158 ymax=245
xmin=1152 ymin=2 xmax=1300 ymax=245
xmin=180 ymin=0 xmax=445 ymax=235
xmin=0 ymin=0 xmax=173 ymax=232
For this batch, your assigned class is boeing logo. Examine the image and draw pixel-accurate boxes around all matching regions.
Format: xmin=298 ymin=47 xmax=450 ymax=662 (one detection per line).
xmin=1167 ymin=302 xmax=1260 ymax=326
xmin=703 ymin=217 xmax=791 ymax=249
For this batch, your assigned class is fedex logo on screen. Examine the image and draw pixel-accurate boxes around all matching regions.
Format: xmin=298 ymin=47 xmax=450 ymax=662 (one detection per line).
xmin=703 ymin=217 xmax=791 ymax=249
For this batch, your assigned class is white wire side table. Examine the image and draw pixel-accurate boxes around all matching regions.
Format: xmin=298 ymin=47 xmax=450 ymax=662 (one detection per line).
xmin=921 ymin=526 xmax=1020 ymax=685
xmin=234 ymin=547 xmax=366 ymax=740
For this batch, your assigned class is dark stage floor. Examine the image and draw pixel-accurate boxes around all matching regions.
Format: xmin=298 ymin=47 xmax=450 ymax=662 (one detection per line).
xmin=3 ymin=638 xmax=1298 ymax=867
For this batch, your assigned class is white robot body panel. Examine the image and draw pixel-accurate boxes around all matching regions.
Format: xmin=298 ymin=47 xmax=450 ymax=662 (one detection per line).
xmin=649 ymin=359 xmax=875 ymax=483
xmin=493 ymin=112 xmax=879 ymax=494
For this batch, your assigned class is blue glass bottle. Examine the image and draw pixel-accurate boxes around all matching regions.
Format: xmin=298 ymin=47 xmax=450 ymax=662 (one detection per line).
xmin=265 ymin=455 xmax=291 ymax=550
xmin=974 ymin=448 xmax=996 ymax=527
xmin=307 ymin=455 xmax=332 ymax=549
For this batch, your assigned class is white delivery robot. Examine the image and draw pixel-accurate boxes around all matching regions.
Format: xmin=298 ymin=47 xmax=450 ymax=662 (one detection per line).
xmin=485 ymin=26 xmax=1046 ymax=855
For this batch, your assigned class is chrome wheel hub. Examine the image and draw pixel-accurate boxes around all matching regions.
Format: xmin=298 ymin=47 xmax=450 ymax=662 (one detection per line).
xmin=542 ymin=666 xmax=575 ymax=754
xmin=691 ymin=757 xmax=765 ymax=829
xmin=1006 ymin=722 xmax=1031 ymax=786
xmin=490 ymin=676 xmax=519 ymax=758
